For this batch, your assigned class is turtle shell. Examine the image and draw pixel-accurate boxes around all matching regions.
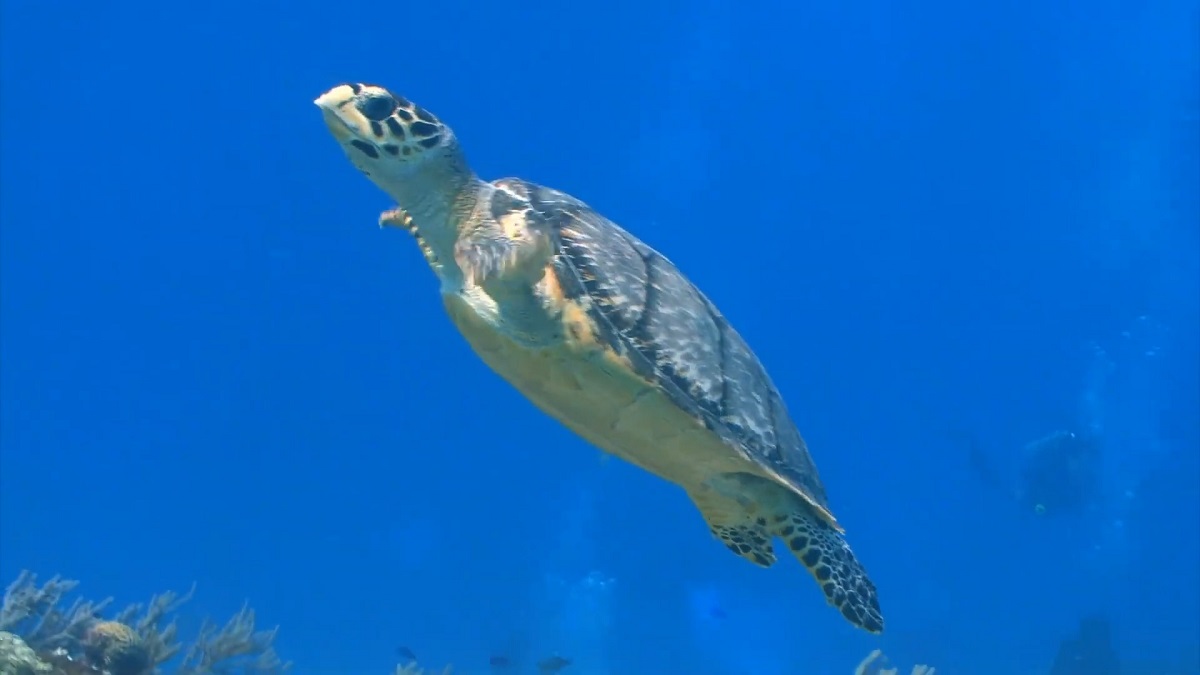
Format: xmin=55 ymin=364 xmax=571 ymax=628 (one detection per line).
xmin=503 ymin=178 xmax=839 ymax=527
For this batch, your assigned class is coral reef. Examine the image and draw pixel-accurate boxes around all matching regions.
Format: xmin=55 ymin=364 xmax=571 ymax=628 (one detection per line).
xmin=0 ymin=631 xmax=52 ymax=675
xmin=0 ymin=571 xmax=289 ymax=675
xmin=0 ymin=570 xmax=938 ymax=675
xmin=393 ymin=663 xmax=452 ymax=675
xmin=854 ymin=649 xmax=935 ymax=675
xmin=387 ymin=650 xmax=933 ymax=675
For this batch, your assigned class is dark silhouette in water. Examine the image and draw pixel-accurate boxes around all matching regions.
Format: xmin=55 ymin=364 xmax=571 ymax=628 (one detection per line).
xmin=1049 ymin=615 xmax=1120 ymax=675
xmin=1015 ymin=430 xmax=1102 ymax=517
xmin=967 ymin=430 xmax=1103 ymax=518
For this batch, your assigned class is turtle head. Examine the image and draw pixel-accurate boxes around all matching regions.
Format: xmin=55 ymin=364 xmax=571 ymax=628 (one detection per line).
xmin=315 ymin=84 xmax=470 ymax=199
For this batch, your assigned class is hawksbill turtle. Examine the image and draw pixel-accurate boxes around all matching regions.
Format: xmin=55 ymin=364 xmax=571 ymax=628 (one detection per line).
xmin=314 ymin=83 xmax=885 ymax=633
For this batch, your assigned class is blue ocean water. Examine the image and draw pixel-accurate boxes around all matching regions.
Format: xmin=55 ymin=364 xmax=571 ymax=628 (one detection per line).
xmin=1 ymin=1 xmax=1197 ymax=673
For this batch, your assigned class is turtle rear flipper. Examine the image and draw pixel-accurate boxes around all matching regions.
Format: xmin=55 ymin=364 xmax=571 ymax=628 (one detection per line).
xmin=689 ymin=488 xmax=777 ymax=568
xmin=771 ymin=495 xmax=884 ymax=634
xmin=704 ymin=472 xmax=884 ymax=634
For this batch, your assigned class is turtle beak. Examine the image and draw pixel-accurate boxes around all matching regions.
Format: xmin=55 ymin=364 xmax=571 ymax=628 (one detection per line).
xmin=314 ymin=85 xmax=363 ymax=143
xmin=314 ymin=84 xmax=357 ymax=111
xmin=317 ymin=107 xmax=355 ymax=143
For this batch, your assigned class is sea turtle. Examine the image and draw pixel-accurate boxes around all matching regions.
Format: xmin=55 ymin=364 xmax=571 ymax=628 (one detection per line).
xmin=314 ymin=83 xmax=884 ymax=633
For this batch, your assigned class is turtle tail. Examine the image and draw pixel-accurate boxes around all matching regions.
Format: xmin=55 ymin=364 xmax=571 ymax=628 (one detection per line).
xmin=767 ymin=497 xmax=885 ymax=634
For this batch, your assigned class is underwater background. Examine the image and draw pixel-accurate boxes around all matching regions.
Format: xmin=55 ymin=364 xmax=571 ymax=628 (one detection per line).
xmin=1 ymin=0 xmax=1197 ymax=673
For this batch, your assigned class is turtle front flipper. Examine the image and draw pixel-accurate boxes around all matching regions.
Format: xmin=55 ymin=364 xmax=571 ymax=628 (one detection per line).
xmin=380 ymin=207 xmax=442 ymax=270
xmin=452 ymin=179 xmax=557 ymax=289
xmin=454 ymin=225 xmax=553 ymax=288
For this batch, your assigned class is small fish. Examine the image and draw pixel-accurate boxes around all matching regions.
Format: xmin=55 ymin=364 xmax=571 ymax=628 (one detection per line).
xmin=489 ymin=654 xmax=512 ymax=668
xmin=396 ymin=647 xmax=417 ymax=664
xmin=538 ymin=655 xmax=572 ymax=674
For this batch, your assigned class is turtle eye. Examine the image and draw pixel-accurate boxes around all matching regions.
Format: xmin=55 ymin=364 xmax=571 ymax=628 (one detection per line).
xmin=358 ymin=92 xmax=397 ymax=122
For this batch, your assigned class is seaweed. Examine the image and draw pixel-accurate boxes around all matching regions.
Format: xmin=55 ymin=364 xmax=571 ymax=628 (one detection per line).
xmin=0 ymin=571 xmax=289 ymax=675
